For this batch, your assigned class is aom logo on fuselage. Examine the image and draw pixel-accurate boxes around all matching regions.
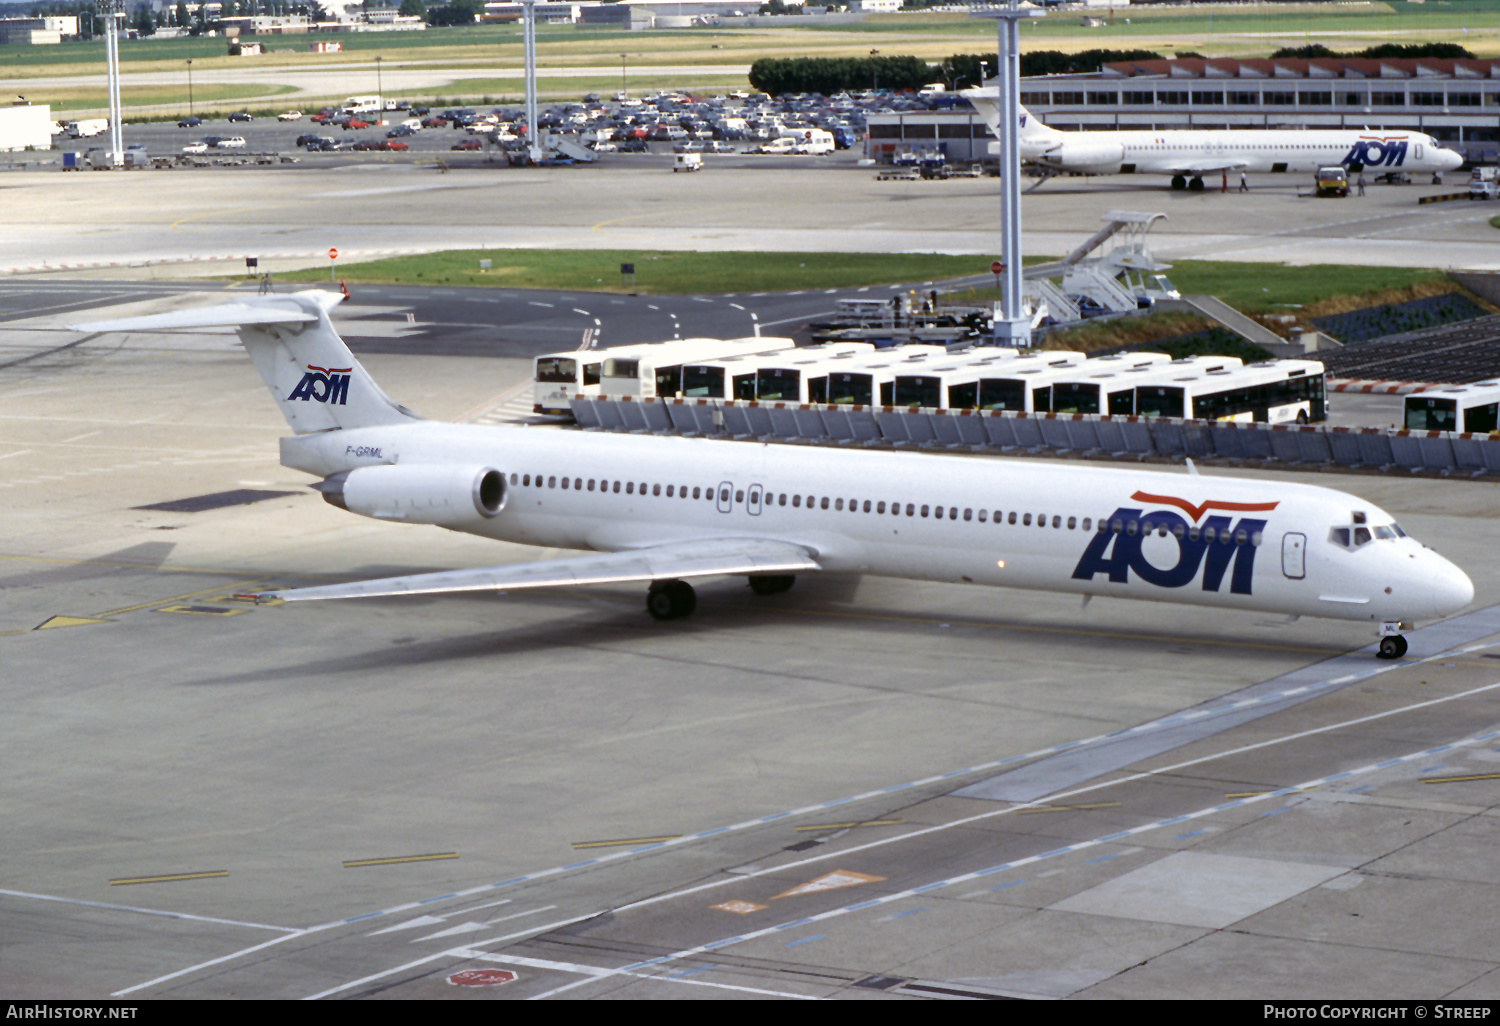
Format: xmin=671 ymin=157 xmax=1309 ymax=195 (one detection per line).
xmin=1342 ymin=137 xmax=1408 ymax=169
xmin=287 ymin=364 xmax=352 ymax=405
xmin=1071 ymin=491 xmax=1278 ymax=595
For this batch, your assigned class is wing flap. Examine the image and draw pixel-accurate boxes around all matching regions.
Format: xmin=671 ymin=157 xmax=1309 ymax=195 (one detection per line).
xmin=253 ymin=537 xmax=821 ymax=603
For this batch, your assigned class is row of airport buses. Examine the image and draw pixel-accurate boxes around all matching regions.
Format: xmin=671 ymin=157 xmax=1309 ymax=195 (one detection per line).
xmin=535 ymin=338 xmax=1328 ymax=425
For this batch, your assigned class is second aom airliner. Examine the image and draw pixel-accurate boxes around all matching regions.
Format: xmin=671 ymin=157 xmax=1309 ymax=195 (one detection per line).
xmin=76 ymin=292 xmax=1472 ymax=659
xmin=964 ymin=89 xmax=1464 ymax=191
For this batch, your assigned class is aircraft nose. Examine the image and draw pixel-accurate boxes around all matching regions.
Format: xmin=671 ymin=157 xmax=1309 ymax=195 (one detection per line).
xmin=1429 ymin=558 xmax=1474 ymax=616
xmin=1440 ymin=148 xmax=1463 ymax=171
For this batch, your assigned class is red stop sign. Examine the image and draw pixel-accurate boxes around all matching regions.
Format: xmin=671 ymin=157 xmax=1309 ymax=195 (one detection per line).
xmin=329 ymin=247 xmax=339 ymax=261
xmin=447 ymin=968 xmax=518 ymax=987
xmin=990 ymin=261 xmax=1004 ymax=275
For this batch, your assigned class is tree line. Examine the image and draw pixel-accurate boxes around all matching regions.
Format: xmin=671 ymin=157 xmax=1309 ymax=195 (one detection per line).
xmin=749 ymin=50 xmax=1165 ymax=97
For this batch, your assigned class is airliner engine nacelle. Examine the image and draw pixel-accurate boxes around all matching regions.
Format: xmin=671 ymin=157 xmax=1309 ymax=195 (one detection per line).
xmin=1042 ymin=140 xmax=1125 ymax=174
xmin=317 ymin=465 xmax=507 ymax=525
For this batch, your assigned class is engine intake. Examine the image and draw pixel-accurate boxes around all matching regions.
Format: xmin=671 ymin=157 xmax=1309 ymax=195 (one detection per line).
xmin=316 ymin=464 xmax=506 ymax=526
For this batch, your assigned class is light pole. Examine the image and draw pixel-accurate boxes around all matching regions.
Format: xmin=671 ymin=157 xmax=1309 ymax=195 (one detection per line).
xmin=185 ymin=58 xmax=193 ymax=116
xmin=374 ymin=54 xmax=383 ymax=111
xmin=870 ymin=48 xmax=878 ymax=93
xmin=620 ymin=53 xmax=627 ymax=98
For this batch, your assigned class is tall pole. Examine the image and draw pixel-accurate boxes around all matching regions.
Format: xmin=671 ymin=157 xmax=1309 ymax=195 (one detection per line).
xmin=186 ymin=58 xmax=193 ymax=116
xmin=971 ymin=0 xmax=1045 ymax=347
xmin=620 ymin=52 xmax=627 ymax=98
xmin=523 ymin=0 xmax=542 ymax=162
xmin=375 ymin=54 xmax=382 ymax=112
xmin=103 ymin=0 xmax=123 ymax=167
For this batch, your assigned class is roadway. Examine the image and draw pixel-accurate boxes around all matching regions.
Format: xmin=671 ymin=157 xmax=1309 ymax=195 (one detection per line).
xmin=3 ymin=276 xmax=1500 ymax=1000
xmin=2 ymin=155 xmax=1493 ymax=278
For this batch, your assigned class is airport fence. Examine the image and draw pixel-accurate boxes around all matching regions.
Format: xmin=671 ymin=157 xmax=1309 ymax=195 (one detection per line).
xmin=569 ymin=396 xmax=1500 ymax=476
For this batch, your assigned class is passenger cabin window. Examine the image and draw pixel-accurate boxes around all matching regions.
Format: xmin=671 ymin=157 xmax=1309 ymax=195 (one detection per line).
xmin=583 ymin=363 xmax=602 ymax=387
xmin=535 ymin=358 xmax=577 ymax=384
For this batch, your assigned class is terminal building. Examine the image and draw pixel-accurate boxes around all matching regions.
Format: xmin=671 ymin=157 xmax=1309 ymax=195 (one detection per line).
xmin=1018 ymin=56 xmax=1500 ymax=166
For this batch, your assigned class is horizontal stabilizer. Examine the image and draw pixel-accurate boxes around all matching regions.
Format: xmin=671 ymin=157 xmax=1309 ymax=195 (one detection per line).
xmin=68 ymin=294 xmax=337 ymax=334
xmin=250 ymin=537 xmax=821 ymax=603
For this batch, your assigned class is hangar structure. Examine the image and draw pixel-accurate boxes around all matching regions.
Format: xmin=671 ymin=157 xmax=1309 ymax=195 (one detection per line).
xmin=1019 ymin=56 xmax=1500 ymax=166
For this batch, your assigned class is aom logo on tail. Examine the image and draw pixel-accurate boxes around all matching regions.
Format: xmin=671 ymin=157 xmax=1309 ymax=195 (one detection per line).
xmin=1072 ymin=491 xmax=1278 ymax=595
xmin=1342 ymin=136 xmax=1408 ymax=168
xmin=288 ymin=364 xmax=352 ymax=405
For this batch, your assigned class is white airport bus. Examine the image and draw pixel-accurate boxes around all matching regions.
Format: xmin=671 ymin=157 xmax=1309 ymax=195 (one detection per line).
xmin=1135 ymin=359 xmax=1326 ymax=424
xmin=1404 ymin=383 xmax=1500 ymax=433
xmin=600 ymin=337 xmax=796 ymax=403
xmin=679 ymin=343 xmax=873 ymax=403
xmin=1050 ymin=356 xmax=1245 ymax=417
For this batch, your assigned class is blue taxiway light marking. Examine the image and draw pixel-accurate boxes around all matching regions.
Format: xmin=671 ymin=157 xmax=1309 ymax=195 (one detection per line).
xmin=819 ymin=797 xmax=854 ymax=807
xmin=777 ymin=918 xmax=815 ymax=930
xmin=974 ymin=865 xmax=1008 ymax=877
xmin=1159 ymin=816 xmax=1189 ymax=825
xmin=630 ymin=844 xmax=668 ymax=854
xmin=704 ymin=937 xmax=743 ymax=950
xmin=1173 ymin=829 xmax=1208 ymax=840
xmin=989 ymin=880 xmax=1022 ymax=891
xmin=1083 ymin=853 xmax=1121 ymax=865
xmin=1376 ymin=759 xmax=1404 ymax=768
xmin=886 ymin=908 xmax=927 ymax=920
xmin=785 ymin=935 xmax=824 ymax=948
xmin=490 ymin=878 xmax=528 ymax=888
xmin=846 ymin=900 xmax=882 ymax=912
xmin=1097 ymin=832 xmax=1130 ymax=842
xmin=910 ymin=883 xmax=945 ymax=894
xmin=1346 ymin=785 xmax=1373 ymax=793
xmin=1429 ymin=746 xmax=1454 ymax=754
xmin=759 ymin=813 xmax=791 ymax=822
xmin=668 ymin=964 xmax=717 ymax=979
xmin=418 ymin=894 xmax=457 ymax=904
xmin=697 ymin=828 xmax=729 ymax=837
xmin=1420 ymin=764 xmax=1451 ymax=774
xmin=1324 ymin=772 xmax=1353 ymax=781
xmin=1258 ymin=807 xmax=1291 ymax=818
xmin=562 ymin=861 xmax=597 ymax=870
xmin=343 ymin=912 xmax=382 ymax=923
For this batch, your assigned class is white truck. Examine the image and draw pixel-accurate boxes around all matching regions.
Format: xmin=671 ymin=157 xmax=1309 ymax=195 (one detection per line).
xmin=68 ymin=119 xmax=108 ymax=138
xmin=1469 ymin=166 xmax=1499 ymax=200
xmin=340 ymin=95 xmax=383 ymax=115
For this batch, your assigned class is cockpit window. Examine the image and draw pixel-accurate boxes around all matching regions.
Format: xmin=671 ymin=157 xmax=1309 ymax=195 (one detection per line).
xmin=1353 ymin=526 xmax=1372 ymax=546
xmin=1330 ymin=527 xmax=1350 ymax=547
xmin=1331 ymin=520 xmax=1401 ymax=550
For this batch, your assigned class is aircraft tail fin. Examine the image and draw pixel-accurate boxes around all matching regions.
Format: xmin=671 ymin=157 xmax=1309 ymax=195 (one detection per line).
xmin=71 ymin=290 xmax=418 ymax=435
xmin=961 ymin=88 xmax=1064 ymax=147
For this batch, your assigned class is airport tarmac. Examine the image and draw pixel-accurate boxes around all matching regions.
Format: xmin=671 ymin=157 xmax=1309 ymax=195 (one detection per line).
xmin=2 ymin=283 xmax=1500 ymax=1000
xmin=2 ymin=156 xmax=1493 ymax=278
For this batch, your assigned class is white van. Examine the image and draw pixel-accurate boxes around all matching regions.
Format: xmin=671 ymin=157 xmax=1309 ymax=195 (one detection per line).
xmin=69 ymin=119 xmax=107 ymax=138
xmin=754 ymin=136 xmax=797 ymax=155
xmin=790 ymin=129 xmax=834 ymax=155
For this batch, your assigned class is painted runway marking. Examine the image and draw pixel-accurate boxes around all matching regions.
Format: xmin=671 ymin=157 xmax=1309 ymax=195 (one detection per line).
xmin=571 ymin=835 xmax=682 ymax=850
xmin=343 ymin=852 xmax=458 ymax=869
xmin=712 ymin=900 xmax=767 ymax=914
xmin=1422 ymin=771 xmax=1500 ymax=784
xmin=0 ymin=888 xmax=296 ymax=933
xmin=772 ymin=870 xmax=886 ymax=900
xmin=110 ymin=870 xmax=228 ymax=886
xmin=792 ymin=819 xmax=904 ymax=832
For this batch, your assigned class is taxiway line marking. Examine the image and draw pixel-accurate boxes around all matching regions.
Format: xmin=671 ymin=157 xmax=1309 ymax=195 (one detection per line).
xmin=0 ymin=888 xmax=297 ymax=933
xmin=571 ymin=835 xmax=683 ymax=849
xmin=93 ymin=578 xmax=272 ymax=618
xmin=1421 ymin=772 xmax=1500 ymax=784
xmin=522 ymin=683 xmax=1500 ymax=999
xmin=343 ymin=852 xmax=459 ymax=868
xmin=110 ymin=870 xmax=228 ymax=886
xmin=792 ymin=820 xmax=903 ymax=832
xmin=1014 ymin=802 xmax=1122 ymax=814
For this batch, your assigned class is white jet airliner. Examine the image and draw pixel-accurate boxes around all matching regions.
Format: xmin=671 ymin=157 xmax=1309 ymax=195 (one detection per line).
xmin=963 ymin=89 xmax=1464 ymax=191
xmin=76 ymin=292 xmax=1472 ymax=659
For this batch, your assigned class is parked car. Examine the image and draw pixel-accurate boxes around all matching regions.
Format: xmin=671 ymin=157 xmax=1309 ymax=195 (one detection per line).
xmin=421 ymin=116 xmax=446 ymax=129
xmin=618 ymin=139 xmax=649 ymax=153
xmin=410 ymin=105 xmax=431 ymax=117
xmin=180 ymin=141 xmax=208 ymax=154
xmin=707 ymin=140 xmax=736 ymax=153
xmin=591 ymin=141 xmax=618 ymax=153
xmin=343 ymin=118 xmax=370 ymax=131
xmin=216 ymin=136 xmax=247 ymax=149
xmin=387 ymin=125 xmax=415 ymax=138
xmin=176 ymin=116 xmax=202 ymax=128
xmin=352 ymin=139 xmax=380 ymax=151
xmin=451 ymin=138 xmax=482 ymax=151
xmin=277 ymin=110 xmax=302 ymax=121
xmin=226 ymin=112 xmax=252 ymax=123
xmin=379 ymin=139 xmax=409 ymax=151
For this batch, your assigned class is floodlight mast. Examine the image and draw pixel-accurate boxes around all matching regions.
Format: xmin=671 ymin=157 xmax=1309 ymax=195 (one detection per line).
xmin=970 ymin=0 xmax=1046 ymax=346
xmin=102 ymin=0 xmax=125 ymax=167
xmin=523 ymin=0 xmax=543 ymax=163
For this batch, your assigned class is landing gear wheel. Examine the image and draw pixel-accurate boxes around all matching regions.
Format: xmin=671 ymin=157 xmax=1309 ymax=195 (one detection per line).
xmin=1187 ymin=176 xmax=1205 ymax=192
xmin=1171 ymin=174 xmax=1187 ymax=191
xmin=647 ymin=579 xmax=696 ymax=621
xmin=748 ymin=575 xmax=795 ymax=596
xmin=1377 ymin=635 xmax=1408 ymax=660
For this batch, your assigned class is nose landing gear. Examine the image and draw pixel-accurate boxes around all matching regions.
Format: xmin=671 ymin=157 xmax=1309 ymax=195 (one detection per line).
xmin=1376 ymin=621 xmax=1412 ymax=660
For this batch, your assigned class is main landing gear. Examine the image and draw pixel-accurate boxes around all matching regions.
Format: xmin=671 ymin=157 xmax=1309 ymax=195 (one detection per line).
xmin=1171 ymin=174 xmax=1205 ymax=192
xmin=1376 ymin=621 xmax=1412 ymax=660
xmin=748 ymin=575 xmax=795 ymax=596
xmin=646 ymin=579 xmax=696 ymax=621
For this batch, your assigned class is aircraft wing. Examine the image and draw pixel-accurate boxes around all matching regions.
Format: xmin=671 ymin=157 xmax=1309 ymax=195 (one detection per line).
xmin=1163 ymin=158 xmax=1249 ymax=175
xmin=68 ymin=298 xmax=329 ymax=334
xmin=249 ymin=537 xmax=822 ymax=603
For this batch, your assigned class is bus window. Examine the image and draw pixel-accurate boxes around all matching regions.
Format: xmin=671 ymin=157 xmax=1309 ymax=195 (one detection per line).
xmin=1138 ymin=386 xmax=1185 ymax=419
xmin=583 ymin=363 xmax=601 ymax=387
xmin=757 ymin=368 xmax=800 ymax=402
xmin=1467 ymin=402 xmax=1499 ymax=434
xmin=979 ymin=378 xmax=1027 ymax=411
xmin=1107 ymin=388 xmax=1134 ymax=416
xmin=829 ymin=373 xmax=873 ymax=406
xmin=807 ymin=376 xmax=828 ymax=404
xmin=1405 ymin=397 xmax=1457 ymax=432
xmin=602 ymin=358 xmax=639 ymax=379
xmin=948 ymin=381 xmax=978 ymax=409
xmin=1053 ymin=383 xmax=1098 ymax=415
xmin=894 ymin=376 xmax=941 ymax=408
xmin=535 ymin=358 xmax=577 ymax=383
xmin=880 ymin=382 xmax=894 ymax=406
xmin=1031 ymin=386 xmax=1052 ymax=413
xmin=655 ymin=365 xmax=682 ymax=398
xmin=682 ymin=365 xmax=724 ymax=398
xmin=733 ymin=374 xmax=758 ymax=402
